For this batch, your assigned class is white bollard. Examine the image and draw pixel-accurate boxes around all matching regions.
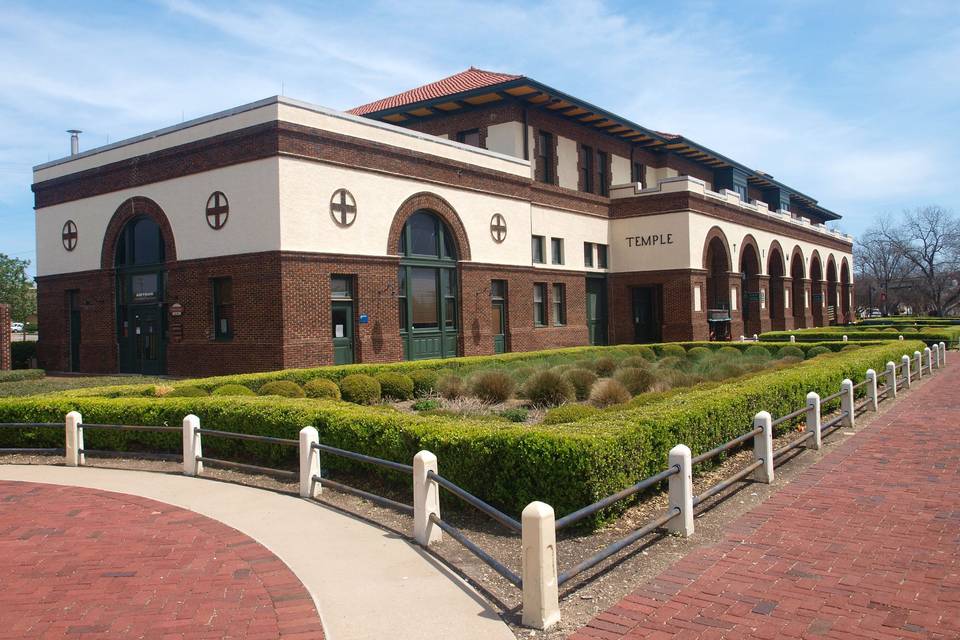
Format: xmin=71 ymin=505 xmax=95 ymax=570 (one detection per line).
xmin=902 ymin=355 xmax=912 ymax=389
xmin=885 ymin=361 xmax=897 ymax=399
xmin=752 ymin=411 xmax=774 ymax=483
xmin=840 ymin=379 xmax=855 ymax=429
xmin=790 ymin=335 xmax=796 ymax=343
xmin=805 ymin=392 xmax=821 ymax=450
xmin=753 ymin=334 xmax=759 ymax=341
xmin=842 ymin=335 xmax=848 ymax=342
xmin=898 ymin=335 xmax=904 ymax=341
xmin=865 ymin=369 xmax=878 ymax=412
xmin=521 ymin=501 xmax=560 ymax=630
xmin=739 ymin=335 xmax=745 ymax=342
xmin=65 ymin=411 xmax=84 ymax=467
xmin=914 ymin=351 xmax=922 ymax=380
xmin=182 ymin=414 xmax=202 ymax=476
xmin=667 ymin=445 xmax=693 ymax=537
xmin=299 ymin=426 xmax=320 ymax=498
xmin=924 ymin=347 xmax=932 ymax=373
xmin=413 ymin=450 xmax=441 ymax=546
xmin=940 ymin=341 xmax=947 ymax=364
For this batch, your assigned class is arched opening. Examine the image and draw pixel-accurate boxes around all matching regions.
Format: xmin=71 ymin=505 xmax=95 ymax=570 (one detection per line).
xmin=115 ymin=216 xmax=167 ymax=374
xmin=705 ymin=234 xmax=731 ymax=341
xmin=739 ymin=241 xmax=762 ymax=336
xmin=810 ymin=253 xmax=824 ymax=327
xmin=826 ymin=257 xmax=838 ymax=325
xmin=791 ymin=248 xmax=806 ymax=328
xmin=768 ymin=244 xmax=786 ymax=330
xmin=840 ymin=259 xmax=851 ymax=324
xmin=397 ymin=211 xmax=460 ymax=360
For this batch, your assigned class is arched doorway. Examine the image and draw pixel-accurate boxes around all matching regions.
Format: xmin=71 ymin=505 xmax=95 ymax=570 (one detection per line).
xmin=791 ymin=248 xmax=806 ymax=328
xmin=705 ymin=234 xmax=731 ymax=340
xmin=826 ymin=257 xmax=838 ymax=325
xmin=115 ymin=216 xmax=167 ymax=374
xmin=768 ymin=244 xmax=787 ymax=330
xmin=740 ymin=241 xmax=762 ymax=336
xmin=810 ymin=253 xmax=824 ymax=327
xmin=840 ymin=259 xmax=851 ymax=324
xmin=397 ymin=211 xmax=460 ymax=360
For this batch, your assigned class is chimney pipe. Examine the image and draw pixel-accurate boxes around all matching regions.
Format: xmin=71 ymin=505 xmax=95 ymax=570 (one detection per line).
xmin=67 ymin=129 xmax=82 ymax=156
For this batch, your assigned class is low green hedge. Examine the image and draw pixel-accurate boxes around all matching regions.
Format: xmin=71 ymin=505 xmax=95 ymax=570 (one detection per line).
xmin=0 ymin=369 xmax=45 ymax=383
xmin=760 ymin=327 xmax=960 ymax=346
xmin=0 ymin=340 xmax=924 ymax=524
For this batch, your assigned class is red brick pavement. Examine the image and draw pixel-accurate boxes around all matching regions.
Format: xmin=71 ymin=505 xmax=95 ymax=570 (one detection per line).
xmin=573 ymin=360 xmax=960 ymax=640
xmin=0 ymin=482 xmax=324 ymax=639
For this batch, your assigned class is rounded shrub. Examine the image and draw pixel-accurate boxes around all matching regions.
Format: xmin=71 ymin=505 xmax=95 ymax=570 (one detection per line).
xmin=686 ymin=346 xmax=711 ymax=361
xmin=659 ymin=344 xmax=688 ymax=359
xmin=618 ymin=356 xmax=652 ymax=370
xmin=437 ymin=374 xmax=465 ymax=400
xmin=375 ymin=372 xmax=415 ymax=400
xmin=592 ymin=356 xmax=617 ymax=377
xmin=257 ymin=380 xmax=306 ymax=398
xmin=614 ymin=367 xmax=656 ymax=395
xmin=589 ymin=378 xmax=631 ymax=407
xmin=634 ymin=346 xmax=657 ymax=362
xmin=304 ymin=378 xmax=341 ymax=400
xmin=523 ymin=370 xmax=576 ymax=407
xmin=656 ymin=356 xmax=684 ymax=370
xmin=744 ymin=345 xmax=771 ymax=359
xmin=468 ymin=369 xmax=516 ymax=404
xmin=166 ymin=386 xmax=209 ymax=398
xmin=409 ymin=369 xmax=438 ymax=397
xmin=805 ymin=345 xmax=832 ymax=359
xmin=211 ymin=384 xmax=255 ymax=397
xmin=572 ymin=358 xmax=595 ymax=371
xmin=841 ymin=344 xmax=861 ymax=352
xmin=775 ymin=346 xmax=805 ymax=360
xmin=339 ymin=374 xmax=381 ymax=404
xmin=718 ymin=346 xmax=742 ymax=358
xmin=543 ymin=404 xmax=600 ymax=425
xmin=563 ymin=368 xmax=598 ymax=400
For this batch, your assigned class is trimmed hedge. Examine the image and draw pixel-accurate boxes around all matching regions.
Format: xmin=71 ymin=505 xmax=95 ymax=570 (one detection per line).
xmin=375 ymin=372 xmax=415 ymax=401
xmin=304 ymin=378 xmax=341 ymax=400
xmin=258 ymin=381 xmax=306 ymax=398
xmin=0 ymin=340 xmax=925 ymax=524
xmin=339 ymin=375 xmax=381 ymax=404
xmin=761 ymin=327 xmax=960 ymax=347
xmin=0 ymin=369 xmax=44 ymax=383
xmin=212 ymin=384 xmax=256 ymax=397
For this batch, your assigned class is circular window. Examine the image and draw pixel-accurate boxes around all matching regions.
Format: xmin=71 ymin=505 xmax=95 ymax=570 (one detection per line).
xmin=330 ymin=189 xmax=357 ymax=227
xmin=206 ymin=191 xmax=229 ymax=229
xmin=62 ymin=220 xmax=78 ymax=251
xmin=490 ymin=213 xmax=507 ymax=243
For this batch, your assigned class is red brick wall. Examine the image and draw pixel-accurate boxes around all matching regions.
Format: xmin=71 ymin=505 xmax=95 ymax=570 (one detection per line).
xmin=609 ymin=270 xmax=705 ymax=343
xmin=0 ymin=304 xmax=10 ymax=371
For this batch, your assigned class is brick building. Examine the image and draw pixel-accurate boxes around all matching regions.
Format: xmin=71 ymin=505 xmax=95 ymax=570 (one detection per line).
xmin=32 ymin=68 xmax=853 ymax=376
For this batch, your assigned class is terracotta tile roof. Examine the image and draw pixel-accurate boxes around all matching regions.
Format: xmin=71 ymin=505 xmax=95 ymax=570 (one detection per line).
xmin=348 ymin=67 xmax=522 ymax=116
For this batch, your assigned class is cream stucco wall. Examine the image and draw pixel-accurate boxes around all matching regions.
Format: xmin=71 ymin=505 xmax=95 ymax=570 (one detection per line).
xmin=530 ymin=206 xmax=610 ymax=271
xmin=556 ymin=135 xmax=578 ymax=190
xmin=486 ymin=122 xmax=525 ymax=158
xmin=35 ymin=158 xmax=281 ymax=277
xmin=611 ymin=155 xmax=631 ymax=186
xmin=610 ymin=212 xmax=693 ymax=272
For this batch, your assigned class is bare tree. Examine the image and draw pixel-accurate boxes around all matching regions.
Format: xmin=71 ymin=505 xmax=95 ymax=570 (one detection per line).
xmin=855 ymin=216 xmax=913 ymax=314
xmin=881 ymin=206 xmax=960 ymax=316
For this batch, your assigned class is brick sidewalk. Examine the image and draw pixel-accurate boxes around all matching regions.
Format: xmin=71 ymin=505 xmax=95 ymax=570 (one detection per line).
xmin=573 ymin=360 xmax=960 ymax=640
xmin=0 ymin=482 xmax=324 ymax=639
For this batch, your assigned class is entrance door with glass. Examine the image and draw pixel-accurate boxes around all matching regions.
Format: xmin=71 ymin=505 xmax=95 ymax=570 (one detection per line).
xmin=631 ymin=286 xmax=661 ymax=343
xmin=331 ymin=275 xmax=355 ymax=365
xmin=586 ymin=277 xmax=608 ymax=345
xmin=491 ymin=280 xmax=507 ymax=353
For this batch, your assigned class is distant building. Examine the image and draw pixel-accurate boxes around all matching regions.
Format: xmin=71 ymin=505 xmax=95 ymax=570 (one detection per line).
xmin=32 ymin=68 xmax=853 ymax=376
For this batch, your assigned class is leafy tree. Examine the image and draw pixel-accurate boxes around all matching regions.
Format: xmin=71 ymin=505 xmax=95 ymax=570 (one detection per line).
xmin=0 ymin=253 xmax=36 ymax=323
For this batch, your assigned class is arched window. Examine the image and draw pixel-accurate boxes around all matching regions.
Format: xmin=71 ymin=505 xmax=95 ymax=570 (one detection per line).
xmin=115 ymin=217 xmax=165 ymax=267
xmin=398 ymin=211 xmax=457 ymax=260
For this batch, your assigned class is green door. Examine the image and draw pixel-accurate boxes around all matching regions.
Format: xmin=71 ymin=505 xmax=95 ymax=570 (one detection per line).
xmin=631 ymin=286 xmax=661 ymax=343
xmin=586 ymin=277 xmax=608 ymax=346
xmin=491 ymin=280 xmax=507 ymax=354
xmin=332 ymin=301 xmax=354 ymax=365
xmin=131 ymin=305 xmax=164 ymax=375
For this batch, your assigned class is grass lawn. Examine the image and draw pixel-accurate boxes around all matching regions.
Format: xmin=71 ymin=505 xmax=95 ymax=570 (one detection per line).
xmin=0 ymin=374 xmax=169 ymax=398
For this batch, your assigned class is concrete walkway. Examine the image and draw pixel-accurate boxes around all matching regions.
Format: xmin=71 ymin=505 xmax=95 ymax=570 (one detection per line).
xmin=572 ymin=358 xmax=960 ymax=639
xmin=0 ymin=465 xmax=514 ymax=640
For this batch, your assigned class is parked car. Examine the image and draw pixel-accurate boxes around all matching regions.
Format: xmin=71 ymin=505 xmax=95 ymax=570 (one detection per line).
xmin=10 ymin=322 xmax=24 ymax=333
xmin=867 ymin=308 xmax=882 ymax=318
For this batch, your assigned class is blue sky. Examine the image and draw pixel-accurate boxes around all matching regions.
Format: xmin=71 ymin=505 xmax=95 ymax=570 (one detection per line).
xmin=2 ymin=0 xmax=958 ymax=276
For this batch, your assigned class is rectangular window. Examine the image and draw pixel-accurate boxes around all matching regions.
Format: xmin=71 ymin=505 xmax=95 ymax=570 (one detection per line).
xmin=583 ymin=242 xmax=594 ymax=268
xmin=411 ymin=267 xmax=439 ymax=329
xmin=734 ymin=183 xmax=749 ymax=202
xmin=533 ymin=283 xmax=547 ymax=326
xmin=398 ymin=269 xmax=407 ymax=330
xmin=597 ymin=151 xmax=609 ymax=196
xmin=490 ymin=279 xmax=506 ymax=300
xmin=331 ymin=275 xmax=353 ymax=300
xmin=597 ymin=243 xmax=609 ymax=269
xmin=552 ymin=283 xmax=566 ymax=326
xmin=551 ymin=237 xmax=564 ymax=265
xmin=532 ymin=235 xmax=546 ymax=264
xmin=631 ymin=161 xmax=645 ymax=184
xmin=537 ymin=131 xmax=554 ymax=184
xmin=579 ymin=145 xmax=593 ymax=193
xmin=212 ymin=277 xmax=233 ymax=340
xmin=456 ymin=128 xmax=481 ymax=148
xmin=443 ymin=271 xmax=457 ymax=329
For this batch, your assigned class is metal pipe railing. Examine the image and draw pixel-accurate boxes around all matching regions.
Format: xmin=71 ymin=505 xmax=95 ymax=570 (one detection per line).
xmin=429 ymin=513 xmax=521 ymax=587
xmin=428 ymin=470 xmax=521 ymax=532
xmin=312 ymin=441 xmax=412 ymax=474
xmin=555 ymin=465 xmax=679 ymax=530
xmin=772 ymin=431 xmax=815 ymax=460
xmin=196 ymin=428 xmax=297 ymax=446
xmin=314 ymin=474 xmax=413 ymax=514
xmin=693 ymin=459 xmax=764 ymax=506
xmin=197 ymin=456 xmax=298 ymax=479
xmin=771 ymin=406 xmax=807 ymax=427
xmin=83 ymin=423 xmax=181 ymax=433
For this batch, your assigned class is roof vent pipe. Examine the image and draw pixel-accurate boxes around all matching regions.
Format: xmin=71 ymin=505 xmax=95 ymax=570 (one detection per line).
xmin=67 ymin=129 xmax=82 ymax=156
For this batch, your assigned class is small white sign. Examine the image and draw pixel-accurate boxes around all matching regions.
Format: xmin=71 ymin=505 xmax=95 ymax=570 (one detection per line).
xmin=335 ymin=324 xmax=344 ymax=338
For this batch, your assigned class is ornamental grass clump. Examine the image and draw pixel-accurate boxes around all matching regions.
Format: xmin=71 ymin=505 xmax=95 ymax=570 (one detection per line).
xmin=468 ymin=369 xmax=516 ymax=404
xmin=304 ymin=378 xmax=341 ymax=400
xmin=523 ymin=370 xmax=575 ymax=407
xmin=409 ymin=369 xmax=438 ymax=397
xmin=614 ymin=367 xmax=656 ymax=395
xmin=592 ymin=356 xmax=617 ymax=377
xmin=635 ymin=346 xmax=657 ymax=362
xmin=589 ymin=378 xmax=631 ymax=407
xmin=257 ymin=380 xmax=306 ymax=398
xmin=211 ymin=384 xmax=255 ymax=397
xmin=437 ymin=374 xmax=465 ymax=400
xmin=618 ymin=356 xmax=652 ymax=370
xmin=563 ymin=367 xmax=598 ymax=400
xmin=375 ymin=372 xmax=415 ymax=400
xmin=339 ymin=374 xmax=381 ymax=404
